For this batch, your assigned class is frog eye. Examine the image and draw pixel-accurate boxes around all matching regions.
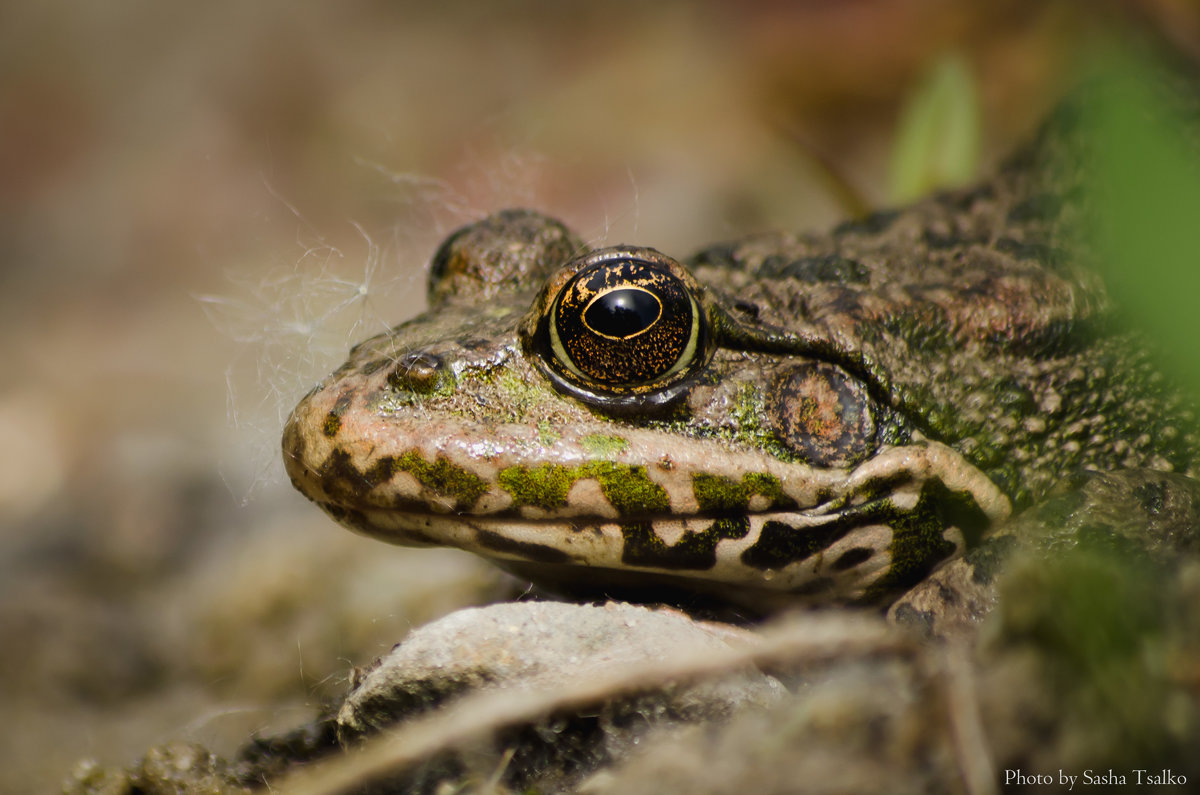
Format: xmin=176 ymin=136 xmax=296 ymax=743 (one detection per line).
xmin=524 ymin=247 xmax=713 ymax=407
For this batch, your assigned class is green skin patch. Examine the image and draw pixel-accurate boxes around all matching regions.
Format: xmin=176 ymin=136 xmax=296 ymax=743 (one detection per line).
xmin=387 ymin=451 xmax=490 ymax=510
xmin=498 ymin=460 xmax=669 ymax=515
xmin=691 ymin=472 xmax=794 ymax=513
xmin=620 ymin=516 xmax=749 ymax=570
xmin=323 ymin=412 xmax=342 ymax=438
xmin=580 ymin=434 xmax=630 ymax=459
xmin=859 ymin=480 xmax=991 ymax=602
xmin=536 ymin=421 xmax=560 ymax=447
xmin=492 ymin=371 xmax=546 ymax=420
xmin=322 ymin=391 xmax=355 ymax=438
xmin=726 ymin=383 xmax=795 ymax=462
xmin=497 ymin=464 xmax=575 ymax=511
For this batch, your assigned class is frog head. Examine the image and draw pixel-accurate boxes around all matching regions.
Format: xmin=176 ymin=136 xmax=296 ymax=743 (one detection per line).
xmin=281 ymin=208 xmax=1031 ymax=612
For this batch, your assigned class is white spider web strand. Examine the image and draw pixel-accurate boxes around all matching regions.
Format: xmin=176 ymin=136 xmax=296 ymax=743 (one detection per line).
xmin=198 ymin=183 xmax=424 ymax=502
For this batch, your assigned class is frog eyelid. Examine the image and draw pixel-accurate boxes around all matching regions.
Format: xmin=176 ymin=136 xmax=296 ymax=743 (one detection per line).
xmin=712 ymin=305 xmax=884 ymax=391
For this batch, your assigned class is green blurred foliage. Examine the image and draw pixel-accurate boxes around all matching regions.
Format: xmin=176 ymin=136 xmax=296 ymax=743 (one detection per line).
xmin=888 ymin=53 xmax=981 ymax=203
xmin=993 ymin=540 xmax=1183 ymax=768
xmin=1086 ymin=50 xmax=1200 ymax=393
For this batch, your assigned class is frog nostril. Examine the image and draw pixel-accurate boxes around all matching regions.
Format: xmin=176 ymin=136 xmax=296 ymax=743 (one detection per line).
xmin=388 ymin=352 xmax=446 ymax=394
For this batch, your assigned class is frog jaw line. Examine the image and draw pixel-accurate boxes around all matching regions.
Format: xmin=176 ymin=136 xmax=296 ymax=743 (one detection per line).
xmin=293 ymin=429 xmax=1010 ymax=605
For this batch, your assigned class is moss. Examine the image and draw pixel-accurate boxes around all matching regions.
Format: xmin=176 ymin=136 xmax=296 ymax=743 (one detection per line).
xmin=873 ymin=308 xmax=952 ymax=356
xmin=580 ymin=434 xmax=629 ymax=459
xmin=628 ymin=383 xmax=798 ymax=465
xmin=390 ymin=451 xmax=489 ymax=510
xmin=430 ymin=371 xmax=458 ymax=398
xmin=880 ymin=502 xmax=957 ymax=595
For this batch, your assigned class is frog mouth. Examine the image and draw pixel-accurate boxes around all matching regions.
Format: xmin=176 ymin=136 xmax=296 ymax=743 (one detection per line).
xmin=285 ymin=405 xmax=1010 ymax=605
xmin=327 ymin=472 xmax=999 ymax=606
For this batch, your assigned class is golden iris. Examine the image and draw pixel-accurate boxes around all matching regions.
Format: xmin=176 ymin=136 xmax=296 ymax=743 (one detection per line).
xmin=548 ymin=255 xmax=702 ymax=391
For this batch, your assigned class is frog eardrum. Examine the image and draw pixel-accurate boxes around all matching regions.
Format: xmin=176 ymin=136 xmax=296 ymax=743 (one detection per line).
xmin=521 ymin=247 xmax=716 ymax=409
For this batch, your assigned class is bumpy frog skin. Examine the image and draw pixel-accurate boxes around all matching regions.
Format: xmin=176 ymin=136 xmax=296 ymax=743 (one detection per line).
xmin=283 ymin=118 xmax=1197 ymax=613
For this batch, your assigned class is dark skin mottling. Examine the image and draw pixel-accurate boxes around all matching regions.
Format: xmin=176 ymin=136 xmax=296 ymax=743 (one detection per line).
xmin=686 ymin=108 xmax=1197 ymax=508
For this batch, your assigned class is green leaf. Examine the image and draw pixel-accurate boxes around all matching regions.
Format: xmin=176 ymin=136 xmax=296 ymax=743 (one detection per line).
xmin=1085 ymin=51 xmax=1200 ymax=391
xmin=888 ymin=53 xmax=981 ymax=202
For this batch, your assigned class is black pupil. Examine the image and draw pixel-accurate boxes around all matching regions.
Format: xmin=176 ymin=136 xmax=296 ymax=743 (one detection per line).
xmin=584 ymin=288 xmax=660 ymax=338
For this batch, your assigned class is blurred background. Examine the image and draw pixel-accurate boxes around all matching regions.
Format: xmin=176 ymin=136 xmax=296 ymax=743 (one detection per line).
xmin=0 ymin=1 xmax=1196 ymax=791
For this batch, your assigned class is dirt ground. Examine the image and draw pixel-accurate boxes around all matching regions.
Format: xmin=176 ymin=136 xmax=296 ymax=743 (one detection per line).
xmin=0 ymin=1 xmax=1179 ymax=792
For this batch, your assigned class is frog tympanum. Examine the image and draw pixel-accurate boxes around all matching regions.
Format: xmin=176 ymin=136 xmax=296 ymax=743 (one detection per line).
xmin=282 ymin=120 xmax=1197 ymax=615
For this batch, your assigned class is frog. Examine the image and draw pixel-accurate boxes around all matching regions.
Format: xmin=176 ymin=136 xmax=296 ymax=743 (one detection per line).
xmin=282 ymin=110 xmax=1198 ymax=617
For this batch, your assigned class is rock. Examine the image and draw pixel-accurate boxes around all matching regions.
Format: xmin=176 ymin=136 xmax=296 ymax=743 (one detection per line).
xmin=577 ymin=648 xmax=941 ymax=795
xmin=338 ymin=600 xmax=785 ymax=743
xmin=333 ymin=600 xmax=786 ymax=792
